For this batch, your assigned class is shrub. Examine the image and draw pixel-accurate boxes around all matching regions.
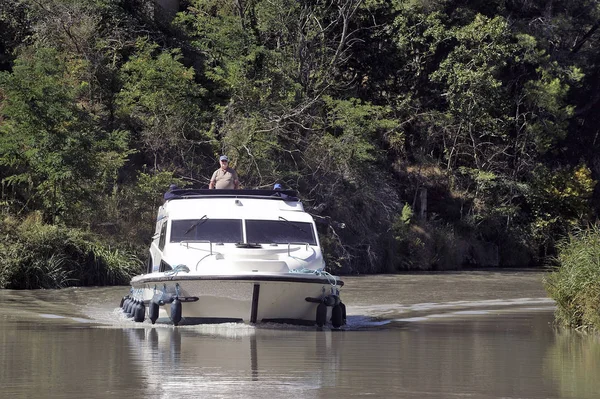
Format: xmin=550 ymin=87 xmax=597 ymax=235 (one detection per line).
xmin=392 ymin=211 xmax=461 ymax=270
xmin=0 ymin=214 xmax=143 ymax=289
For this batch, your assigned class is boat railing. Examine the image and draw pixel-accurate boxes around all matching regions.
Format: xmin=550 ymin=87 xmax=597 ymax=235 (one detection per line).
xmin=166 ymin=188 xmax=299 ymax=201
xmin=179 ymin=240 xmax=214 ymax=255
xmin=287 ymin=242 xmax=310 ymax=256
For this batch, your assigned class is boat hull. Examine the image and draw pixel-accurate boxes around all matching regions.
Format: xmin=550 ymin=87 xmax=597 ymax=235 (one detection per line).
xmin=129 ymin=273 xmax=344 ymax=326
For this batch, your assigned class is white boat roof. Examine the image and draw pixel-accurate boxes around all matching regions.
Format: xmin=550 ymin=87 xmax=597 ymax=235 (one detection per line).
xmin=162 ymin=189 xmax=311 ymax=221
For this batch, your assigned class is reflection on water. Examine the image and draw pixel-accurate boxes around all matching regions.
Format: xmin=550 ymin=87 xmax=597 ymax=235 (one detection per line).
xmin=120 ymin=325 xmax=342 ymax=398
xmin=0 ymin=271 xmax=598 ymax=398
xmin=545 ymin=329 xmax=600 ymax=399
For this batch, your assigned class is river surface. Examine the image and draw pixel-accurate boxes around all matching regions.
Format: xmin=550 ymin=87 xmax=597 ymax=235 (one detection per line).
xmin=1 ymin=270 xmax=599 ymax=399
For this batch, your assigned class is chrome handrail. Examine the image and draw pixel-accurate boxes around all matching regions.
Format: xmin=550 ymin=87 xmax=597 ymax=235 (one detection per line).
xmin=287 ymin=242 xmax=310 ymax=256
xmin=179 ymin=240 xmax=213 ymax=255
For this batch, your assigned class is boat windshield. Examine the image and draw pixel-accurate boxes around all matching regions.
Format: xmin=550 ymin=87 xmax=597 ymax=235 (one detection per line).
xmin=170 ymin=219 xmax=242 ymax=243
xmin=245 ymin=220 xmax=317 ymax=245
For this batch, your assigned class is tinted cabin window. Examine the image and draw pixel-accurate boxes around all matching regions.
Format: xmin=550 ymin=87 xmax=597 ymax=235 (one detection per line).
xmin=158 ymin=222 xmax=167 ymax=250
xmin=170 ymin=219 xmax=242 ymax=243
xmin=146 ymin=255 xmax=153 ymax=274
xmin=245 ymin=220 xmax=316 ymax=245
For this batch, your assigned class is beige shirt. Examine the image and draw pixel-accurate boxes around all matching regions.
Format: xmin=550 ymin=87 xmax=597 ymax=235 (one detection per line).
xmin=211 ymin=167 xmax=239 ymax=189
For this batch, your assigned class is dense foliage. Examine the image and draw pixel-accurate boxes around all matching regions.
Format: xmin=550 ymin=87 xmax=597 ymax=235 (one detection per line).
xmin=1 ymin=0 xmax=600 ymax=287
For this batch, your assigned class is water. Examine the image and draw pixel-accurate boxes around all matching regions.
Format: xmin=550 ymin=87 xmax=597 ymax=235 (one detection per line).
xmin=1 ymin=270 xmax=599 ymax=399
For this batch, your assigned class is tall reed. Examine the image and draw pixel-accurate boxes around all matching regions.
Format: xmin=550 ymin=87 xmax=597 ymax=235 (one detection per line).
xmin=544 ymin=225 xmax=600 ymax=330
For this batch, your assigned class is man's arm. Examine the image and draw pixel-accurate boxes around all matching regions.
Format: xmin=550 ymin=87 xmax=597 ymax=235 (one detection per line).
xmin=209 ymin=171 xmax=217 ymax=189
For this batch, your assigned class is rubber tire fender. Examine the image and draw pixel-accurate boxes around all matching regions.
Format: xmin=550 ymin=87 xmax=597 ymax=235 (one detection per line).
xmin=331 ymin=304 xmax=343 ymax=329
xmin=134 ymin=302 xmax=146 ymax=323
xmin=170 ymin=299 xmax=182 ymax=326
xmin=149 ymin=301 xmax=159 ymax=325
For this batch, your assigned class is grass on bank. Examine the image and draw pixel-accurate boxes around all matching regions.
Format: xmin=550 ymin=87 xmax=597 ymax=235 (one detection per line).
xmin=544 ymin=225 xmax=600 ymax=331
xmin=0 ymin=214 xmax=144 ymax=289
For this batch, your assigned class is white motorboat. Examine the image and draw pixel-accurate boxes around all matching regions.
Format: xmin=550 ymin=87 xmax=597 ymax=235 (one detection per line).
xmin=120 ymin=188 xmax=346 ymax=328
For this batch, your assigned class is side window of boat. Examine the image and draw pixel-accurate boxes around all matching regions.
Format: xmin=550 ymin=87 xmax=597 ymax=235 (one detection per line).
xmin=158 ymin=221 xmax=167 ymax=250
xmin=146 ymin=254 xmax=153 ymax=274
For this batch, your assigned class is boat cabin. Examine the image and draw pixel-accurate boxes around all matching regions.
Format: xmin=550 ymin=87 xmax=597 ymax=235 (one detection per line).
xmin=147 ymin=189 xmax=324 ymax=274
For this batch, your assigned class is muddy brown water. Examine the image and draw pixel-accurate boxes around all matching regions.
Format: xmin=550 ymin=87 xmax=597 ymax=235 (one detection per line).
xmin=1 ymin=270 xmax=599 ymax=398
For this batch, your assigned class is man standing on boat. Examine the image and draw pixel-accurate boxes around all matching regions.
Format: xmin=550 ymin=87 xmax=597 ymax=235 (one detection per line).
xmin=209 ymin=155 xmax=240 ymax=189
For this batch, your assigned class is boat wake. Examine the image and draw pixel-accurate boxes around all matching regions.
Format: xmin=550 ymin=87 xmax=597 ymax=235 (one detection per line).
xmin=74 ymin=296 xmax=556 ymax=334
xmin=345 ymin=297 xmax=555 ymax=327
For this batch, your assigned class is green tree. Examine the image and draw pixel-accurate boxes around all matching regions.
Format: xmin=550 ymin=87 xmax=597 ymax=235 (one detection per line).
xmin=116 ymin=39 xmax=213 ymax=176
xmin=0 ymin=47 xmax=130 ymax=224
